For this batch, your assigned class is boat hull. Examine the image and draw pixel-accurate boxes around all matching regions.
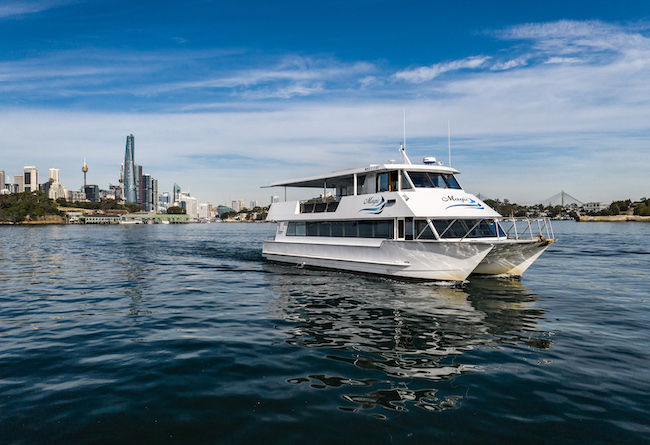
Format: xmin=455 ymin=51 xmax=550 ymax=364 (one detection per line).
xmin=262 ymin=239 xmax=493 ymax=282
xmin=471 ymin=238 xmax=556 ymax=276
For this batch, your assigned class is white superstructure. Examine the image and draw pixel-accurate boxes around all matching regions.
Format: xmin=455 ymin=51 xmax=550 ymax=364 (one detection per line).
xmin=263 ymin=146 xmax=555 ymax=282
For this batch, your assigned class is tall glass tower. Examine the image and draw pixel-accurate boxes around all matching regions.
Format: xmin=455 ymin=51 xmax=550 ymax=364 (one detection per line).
xmin=124 ymin=134 xmax=137 ymax=203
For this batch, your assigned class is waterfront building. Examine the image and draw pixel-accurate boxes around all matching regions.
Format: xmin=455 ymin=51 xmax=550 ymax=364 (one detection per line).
xmin=48 ymin=183 xmax=66 ymax=200
xmin=49 ymin=168 xmax=60 ymax=183
xmin=135 ymin=164 xmax=143 ymax=206
xmin=109 ymin=184 xmax=122 ymax=202
xmin=142 ymin=174 xmax=159 ymax=212
xmin=23 ymin=166 xmax=39 ymax=192
xmin=83 ymin=185 xmax=100 ymax=202
xmin=158 ymin=192 xmax=171 ymax=212
xmin=198 ymin=203 xmax=211 ymax=220
xmin=232 ymin=199 xmax=245 ymax=212
xmin=179 ymin=192 xmax=199 ymax=219
xmin=583 ymin=202 xmax=609 ymax=213
xmin=172 ymin=183 xmax=181 ymax=204
xmin=46 ymin=168 xmax=66 ymax=200
xmin=216 ymin=205 xmax=236 ymax=217
xmin=69 ymin=190 xmax=86 ymax=202
xmin=123 ymin=134 xmax=137 ymax=203
xmin=13 ymin=175 xmax=24 ymax=193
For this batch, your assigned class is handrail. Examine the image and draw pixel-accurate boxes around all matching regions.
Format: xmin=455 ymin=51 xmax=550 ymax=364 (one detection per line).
xmin=494 ymin=217 xmax=555 ymax=241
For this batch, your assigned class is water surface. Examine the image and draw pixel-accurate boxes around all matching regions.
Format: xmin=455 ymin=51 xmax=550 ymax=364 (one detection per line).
xmin=1 ymin=221 xmax=648 ymax=444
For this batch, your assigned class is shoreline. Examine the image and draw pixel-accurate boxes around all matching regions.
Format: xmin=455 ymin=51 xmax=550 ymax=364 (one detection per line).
xmin=578 ymin=215 xmax=650 ymax=222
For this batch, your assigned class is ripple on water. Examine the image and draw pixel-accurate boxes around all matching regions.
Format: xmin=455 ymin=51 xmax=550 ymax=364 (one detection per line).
xmin=0 ymin=222 xmax=649 ymax=444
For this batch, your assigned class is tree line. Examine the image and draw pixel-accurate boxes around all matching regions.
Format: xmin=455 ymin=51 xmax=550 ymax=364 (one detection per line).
xmin=0 ymin=191 xmax=61 ymax=223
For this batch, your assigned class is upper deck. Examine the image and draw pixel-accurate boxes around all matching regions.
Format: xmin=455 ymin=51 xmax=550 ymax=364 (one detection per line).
xmin=269 ymin=162 xmax=460 ymax=189
xmin=266 ymin=154 xmax=502 ymax=221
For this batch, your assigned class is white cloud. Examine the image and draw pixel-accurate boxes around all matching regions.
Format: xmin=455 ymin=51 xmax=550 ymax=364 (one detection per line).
xmin=544 ymin=57 xmax=582 ymax=64
xmin=0 ymin=0 xmax=75 ymax=18
xmin=490 ymin=57 xmax=528 ymax=71
xmin=393 ymin=56 xmax=491 ymax=83
xmin=2 ymin=20 xmax=650 ymax=205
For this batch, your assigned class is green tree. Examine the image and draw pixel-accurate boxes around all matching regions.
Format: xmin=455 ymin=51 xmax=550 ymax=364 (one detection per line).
xmin=0 ymin=191 xmax=61 ymax=223
xmin=124 ymin=203 xmax=141 ymax=213
xmin=167 ymin=206 xmax=186 ymax=214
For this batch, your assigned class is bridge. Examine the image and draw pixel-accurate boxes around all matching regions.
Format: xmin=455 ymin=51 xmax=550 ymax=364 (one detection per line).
xmin=475 ymin=191 xmax=583 ymax=207
xmin=540 ymin=191 xmax=583 ymax=207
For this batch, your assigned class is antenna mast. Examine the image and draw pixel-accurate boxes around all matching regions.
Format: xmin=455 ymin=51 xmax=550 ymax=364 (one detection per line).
xmin=447 ymin=120 xmax=451 ymax=167
xmin=403 ymin=108 xmax=406 ymax=150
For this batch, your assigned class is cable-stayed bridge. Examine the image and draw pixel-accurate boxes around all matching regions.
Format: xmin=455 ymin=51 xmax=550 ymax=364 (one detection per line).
xmin=476 ymin=191 xmax=583 ymax=207
xmin=540 ymin=191 xmax=583 ymax=207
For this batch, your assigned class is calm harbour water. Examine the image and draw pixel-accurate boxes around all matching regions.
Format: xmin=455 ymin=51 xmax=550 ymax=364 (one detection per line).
xmin=1 ymin=221 xmax=649 ymax=444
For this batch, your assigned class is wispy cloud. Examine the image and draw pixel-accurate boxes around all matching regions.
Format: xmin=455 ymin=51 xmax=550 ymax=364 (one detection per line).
xmin=393 ymin=56 xmax=490 ymax=83
xmin=0 ymin=0 xmax=75 ymax=18
xmin=490 ymin=57 xmax=528 ymax=71
xmin=2 ymin=19 xmax=650 ymax=204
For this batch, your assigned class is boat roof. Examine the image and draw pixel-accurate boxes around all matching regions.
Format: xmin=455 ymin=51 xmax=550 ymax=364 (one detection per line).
xmin=268 ymin=163 xmax=461 ymax=188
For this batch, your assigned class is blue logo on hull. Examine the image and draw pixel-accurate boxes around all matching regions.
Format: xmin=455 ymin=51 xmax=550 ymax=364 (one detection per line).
xmin=359 ymin=196 xmax=386 ymax=214
xmin=443 ymin=196 xmax=484 ymax=210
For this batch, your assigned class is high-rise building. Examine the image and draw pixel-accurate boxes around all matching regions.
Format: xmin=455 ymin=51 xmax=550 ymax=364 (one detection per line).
xmin=83 ymin=185 xmax=100 ymax=202
xmin=142 ymin=174 xmax=159 ymax=212
xmin=13 ymin=175 xmax=24 ymax=193
xmin=134 ymin=164 xmax=143 ymax=206
xmin=250 ymin=200 xmax=259 ymax=209
xmin=173 ymin=183 xmax=181 ymax=204
xmin=0 ymin=170 xmax=5 ymax=191
xmin=23 ymin=166 xmax=38 ymax=192
xmin=160 ymin=192 xmax=170 ymax=206
xmin=179 ymin=192 xmax=199 ymax=219
xmin=123 ymin=134 xmax=137 ymax=203
xmin=49 ymin=168 xmax=60 ymax=183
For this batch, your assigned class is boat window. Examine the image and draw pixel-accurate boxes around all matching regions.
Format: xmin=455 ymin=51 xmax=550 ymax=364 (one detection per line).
xmin=335 ymin=176 xmax=355 ymax=196
xmin=400 ymin=171 xmax=413 ymax=190
xmin=405 ymin=217 xmax=414 ymax=240
xmin=415 ymin=220 xmax=437 ymax=239
xmin=300 ymin=199 xmax=339 ymax=213
xmin=377 ymin=173 xmax=389 ymax=192
xmin=444 ymin=174 xmax=461 ymax=189
xmin=405 ymin=171 xmax=462 ymax=189
xmin=358 ymin=221 xmax=373 ymax=238
xmin=286 ymin=220 xmax=393 ymax=239
xmin=389 ymin=171 xmax=398 ymax=191
xmin=431 ymin=219 xmax=497 ymax=238
xmin=287 ymin=221 xmax=306 ymax=236
xmin=408 ymin=172 xmax=432 ymax=188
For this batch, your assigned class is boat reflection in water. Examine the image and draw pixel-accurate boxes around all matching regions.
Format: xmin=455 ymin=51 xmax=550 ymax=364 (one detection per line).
xmin=266 ymin=264 xmax=552 ymax=415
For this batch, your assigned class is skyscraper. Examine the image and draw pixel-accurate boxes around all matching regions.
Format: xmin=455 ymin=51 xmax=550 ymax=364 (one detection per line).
xmin=49 ymin=168 xmax=60 ymax=183
xmin=123 ymin=134 xmax=137 ymax=203
xmin=173 ymin=183 xmax=181 ymax=204
xmin=23 ymin=166 xmax=38 ymax=192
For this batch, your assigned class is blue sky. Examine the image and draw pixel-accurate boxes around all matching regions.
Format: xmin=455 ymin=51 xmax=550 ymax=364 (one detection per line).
xmin=1 ymin=0 xmax=649 ymax=205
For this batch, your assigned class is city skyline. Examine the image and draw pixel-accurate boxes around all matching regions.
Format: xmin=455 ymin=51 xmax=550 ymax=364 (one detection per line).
xmin=1 ymin=1 xmax=650 ymax=205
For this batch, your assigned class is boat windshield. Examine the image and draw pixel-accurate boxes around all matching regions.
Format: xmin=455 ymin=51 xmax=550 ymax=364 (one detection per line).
xmin=406 ymin=172 xmax=461 ymax=189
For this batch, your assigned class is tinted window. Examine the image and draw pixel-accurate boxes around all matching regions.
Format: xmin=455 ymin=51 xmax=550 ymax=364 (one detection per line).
xmin=406 ymin=172 xmax=462 ymax=189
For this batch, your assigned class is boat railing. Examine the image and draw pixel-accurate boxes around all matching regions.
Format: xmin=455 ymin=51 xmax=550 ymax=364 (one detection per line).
xmin=299 ymin=197 xmax=341 ymax=214
xmin=495 ymin=217 xmax=555 ymax=241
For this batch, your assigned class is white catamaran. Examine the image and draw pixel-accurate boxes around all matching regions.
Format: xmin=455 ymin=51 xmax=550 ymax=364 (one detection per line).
xmin=263 ymin=145 xmax=555 ymax=282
